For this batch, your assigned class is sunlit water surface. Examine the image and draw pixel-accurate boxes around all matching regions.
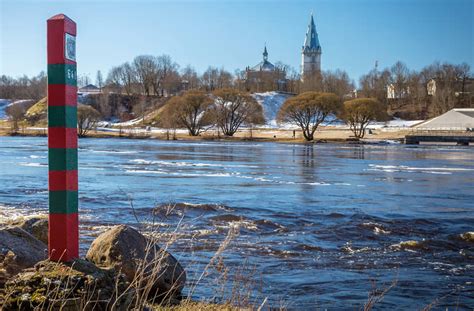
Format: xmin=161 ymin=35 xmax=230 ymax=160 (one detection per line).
xmin=0 ymin=137 xmax=473 ymax=309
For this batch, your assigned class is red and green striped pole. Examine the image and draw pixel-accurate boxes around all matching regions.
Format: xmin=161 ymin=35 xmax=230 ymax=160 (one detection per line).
xmin=47 ymin=14 xmax=78 ymax=262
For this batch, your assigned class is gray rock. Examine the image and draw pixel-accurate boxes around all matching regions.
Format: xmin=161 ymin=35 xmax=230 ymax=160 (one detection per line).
xmin=2 ymin=215 xmax=49 ymax=245
xmin=15 ymin=216 xmax=49 ymax=244
xmin=0 ymin=226 xmax=47 ymax=287
xmin=86 ymin=225 xmax=186 ymax=302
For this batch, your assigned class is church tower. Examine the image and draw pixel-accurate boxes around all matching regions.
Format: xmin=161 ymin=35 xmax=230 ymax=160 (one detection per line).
xmin=301 ymin=13 xmax=322 ymax=77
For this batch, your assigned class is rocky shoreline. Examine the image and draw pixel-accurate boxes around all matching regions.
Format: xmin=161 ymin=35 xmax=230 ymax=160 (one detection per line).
xmin=0 ymin=217 xmax=187 ymax=310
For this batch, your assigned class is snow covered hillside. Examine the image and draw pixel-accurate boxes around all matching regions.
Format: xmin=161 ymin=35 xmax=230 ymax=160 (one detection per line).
xmin=0 ymin=99 xmax=11 ymax=119
xmin=252 ymin=92 xmax=293 ymax=126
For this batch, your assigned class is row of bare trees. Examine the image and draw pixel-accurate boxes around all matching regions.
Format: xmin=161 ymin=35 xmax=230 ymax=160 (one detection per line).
xmin=0 ymin=72 xmax=47 ymax=101
xmin=103 ymin=54 xmax=357 ymax=98
xmin=359 ymin=61 xmax=472 ymax=119
xmin=278 ymin=92 xmax=387 ymax=141
xmin=106 ymin=55 xmax=237 ymax=97
xmin=162 ymin=88 xmax=385 ymax=141
xmin=160 ymin=89 xmax=264 ymax=137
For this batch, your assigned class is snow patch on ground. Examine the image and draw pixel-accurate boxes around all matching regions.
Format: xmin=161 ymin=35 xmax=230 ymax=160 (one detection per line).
xmin=367 ymin=119 xmax=424 ymax=129
xmin=329 ymin=118 xmax=423 ymax=130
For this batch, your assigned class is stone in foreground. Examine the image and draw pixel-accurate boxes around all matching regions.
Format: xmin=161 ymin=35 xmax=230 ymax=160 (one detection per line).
xmin=0 ymin=226 xmax=47 ymax=287
xmin=9 ymin=216 xmax=49 ymax=244
xmin=86 ymin=225 xmax=186 ymax=302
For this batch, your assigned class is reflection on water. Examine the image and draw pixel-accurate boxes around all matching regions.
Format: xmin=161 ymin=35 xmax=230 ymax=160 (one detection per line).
xmin=0 ymin=136 xmax=473 ymax=309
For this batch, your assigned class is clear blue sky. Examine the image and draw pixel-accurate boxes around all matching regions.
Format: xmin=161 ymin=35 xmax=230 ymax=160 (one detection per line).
xmin=1 ymin=0 xmax=473 ymax=84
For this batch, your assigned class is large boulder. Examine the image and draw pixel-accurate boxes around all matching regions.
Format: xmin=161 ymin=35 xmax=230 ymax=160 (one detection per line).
xmin=0 ymin=227 xmax=47 ymax=287
xmin=0 ymin=259 xmax=133 ymax=310
xmin=10 ymin=216 xmax=49 ymax=244
xmin=86 ymin=225 xmax=186 ymax=302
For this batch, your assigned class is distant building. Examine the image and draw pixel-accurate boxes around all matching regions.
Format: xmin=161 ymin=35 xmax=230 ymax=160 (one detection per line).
xmin=301 ymin=13 xmax=322 ymax=78
xmin=78 ymin=84 xmax=101 ymax=94
xmin=245 ymin=46 xmax=287 ymax=92
xmin=343 ymin=89 xmax=358 ymax=100
xmin=426 ymin=78 xmax=474 ymax=97
xmin=427 ymin=79 xmax=436 ymax=96
xmin=416 ymin=108 xmax=474 ymax=130
xmin=386 ymin=83 xmax=410 ymax=99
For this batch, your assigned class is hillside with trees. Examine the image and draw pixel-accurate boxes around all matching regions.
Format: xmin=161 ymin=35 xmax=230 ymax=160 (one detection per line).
xmin=1 ymin=56 xmax=471 ymax=129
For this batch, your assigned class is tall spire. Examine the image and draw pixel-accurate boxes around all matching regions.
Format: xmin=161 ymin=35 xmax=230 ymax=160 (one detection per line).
xmin=303 ymin=12 xmax=321 ymax=52
xmin=263 ymin=44 xmax=268 ymax=61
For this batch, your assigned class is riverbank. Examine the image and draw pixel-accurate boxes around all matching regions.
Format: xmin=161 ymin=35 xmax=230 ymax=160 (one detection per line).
xmin=0 ymin=123 xmax=411 ymax=144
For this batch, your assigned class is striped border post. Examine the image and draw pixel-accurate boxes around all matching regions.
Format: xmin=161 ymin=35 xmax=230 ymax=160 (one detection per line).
xmin=47 ymin=14 xmax=78 ymax=262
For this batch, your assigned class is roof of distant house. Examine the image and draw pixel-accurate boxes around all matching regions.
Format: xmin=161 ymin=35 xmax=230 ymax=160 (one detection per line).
xmin=454 ymin=108 xmax=474 ymax=118
xmin=417 ymin=108 xmax=474 ymax=129
xmin=79 ymin=84 xmax=99 ymax=90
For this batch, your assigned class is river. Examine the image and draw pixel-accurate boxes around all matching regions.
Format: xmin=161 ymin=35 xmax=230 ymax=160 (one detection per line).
xmin=0 ymin=136 xmax=473 ymax=309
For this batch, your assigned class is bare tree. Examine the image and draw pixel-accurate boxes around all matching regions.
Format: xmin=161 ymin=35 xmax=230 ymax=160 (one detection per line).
xmin=390 ymin=61 xmax=410 ymax=99
xmin=77 ymin=104 xmax=101 ymax=137
xmin=322 ymin=70 xmax=354 ymax=97
xmin=106 ymin=66 xmax=123 ymax=94
xmin=285 ymin=67 xmax=302 ymax=94
xmin=423 ymin=62 xmax=472 ymax=116
xmin=113 ymin=62 xmax=137 ymax=96
xmin=359 ymin=67 xmax=391 ymax=103
xmin=133 ymin=55 xmax=156 ymax=96
xmin=341 ymin=98 xmax=388 ymax=138
xmin=216 ymin=68 xmax=233 ymax=89
xmin=6 ymin=103 xmax=26 ymax=132
xmin=181 ymin=65 xmax=200 ymax=90
xmin=0 ymin=75 xmax=16 ymax=99
xmin=96 ymin=70 xmax=104 ymax=91
xmin=162 ymin=90 xmax=213 ymax=136
xmin=300 ymin=71 xmax=324 ymax=93
xmin=233 ymin=69 xmax=247 ymax=91
xmin=201 ymin=67 xmax=219 ymax=91
xmin=212 ymin=88 xmax=264 ymax=136
xmin=201 ymin=67 xmax=233 ymax=91
xmin=277 ymin=92 xmax=341 ymax=141
xmin=0 ymin=72 xmax=46 ymax=101
xmin=152 ymin=55 xmax=179 ymax=96
xmin=78 ymin=75 xmax=91 ymax=88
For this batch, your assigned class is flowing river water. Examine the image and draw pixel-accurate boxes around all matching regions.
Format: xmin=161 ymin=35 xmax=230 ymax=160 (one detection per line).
xmin=0 ymin=136 xmax=473 ymax=309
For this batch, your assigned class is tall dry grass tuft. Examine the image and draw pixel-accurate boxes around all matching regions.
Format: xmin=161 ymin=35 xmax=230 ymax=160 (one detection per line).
xmin=363 ymin=277 xmax=398 ymax=311
xmin=108 ymin=200 xmax=269 ymax=309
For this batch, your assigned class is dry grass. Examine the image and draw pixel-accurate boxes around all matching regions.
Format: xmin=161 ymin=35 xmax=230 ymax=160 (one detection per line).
xmin=362 ymin=278 xmax=398 ymax=311
xmin=151 ymin=301 xmax=238 ymax=311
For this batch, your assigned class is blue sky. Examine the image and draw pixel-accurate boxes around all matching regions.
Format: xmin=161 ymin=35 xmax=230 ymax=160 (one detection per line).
xmin=1 ymin=0 xmax=473 ymax=84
